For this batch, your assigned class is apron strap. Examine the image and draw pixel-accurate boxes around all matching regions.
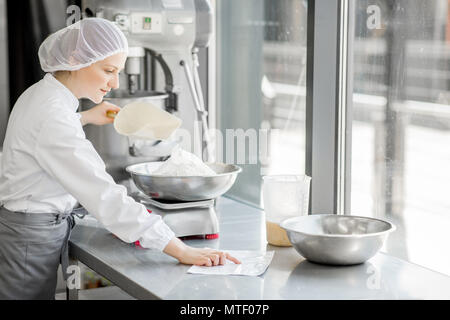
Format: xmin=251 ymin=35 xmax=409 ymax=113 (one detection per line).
xmin=0 ymin=205 xmax=71 ymax=225
xmin=60 ymin=214 xmax=76 ymax=281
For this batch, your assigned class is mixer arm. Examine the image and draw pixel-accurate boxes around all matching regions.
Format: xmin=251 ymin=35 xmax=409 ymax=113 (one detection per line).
xmin=180 ymin=56 xmax=214 ymax=162
xmin=144 ymin=48 xmax=178 ymax=113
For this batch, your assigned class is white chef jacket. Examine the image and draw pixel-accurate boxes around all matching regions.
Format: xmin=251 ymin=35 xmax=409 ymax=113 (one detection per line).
xmin=0 ymin=73 xmax=175 ymax=251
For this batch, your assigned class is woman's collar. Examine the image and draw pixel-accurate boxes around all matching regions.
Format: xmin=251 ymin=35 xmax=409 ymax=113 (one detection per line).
xmin=44 ymin=73 xmax=80 ymax=111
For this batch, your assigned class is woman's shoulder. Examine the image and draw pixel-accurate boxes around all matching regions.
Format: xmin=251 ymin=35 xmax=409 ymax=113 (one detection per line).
xmin=14 ymin=78 xmax=67 ymax=108
xmin=9 ymin=76 xmax=80 ymax=135
xmin=27 ymin=82 xmax=75 ymax=114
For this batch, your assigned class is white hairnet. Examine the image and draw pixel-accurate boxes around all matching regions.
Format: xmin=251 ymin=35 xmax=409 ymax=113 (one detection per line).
xmin=38 ymin=18 xmax=128 ymax=72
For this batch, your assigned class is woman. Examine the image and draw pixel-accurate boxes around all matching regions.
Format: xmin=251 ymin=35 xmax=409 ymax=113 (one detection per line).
xmin=0 ymin=18 xmax=239 ymax=300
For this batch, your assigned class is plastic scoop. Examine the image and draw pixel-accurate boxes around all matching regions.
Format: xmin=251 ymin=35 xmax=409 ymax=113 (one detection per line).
xmin=110 ymin=101 xmax=182 ymax=140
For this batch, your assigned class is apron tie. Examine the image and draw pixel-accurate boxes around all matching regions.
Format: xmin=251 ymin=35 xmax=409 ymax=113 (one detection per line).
xmin=60 ymin=213 xmax=76 ymax=280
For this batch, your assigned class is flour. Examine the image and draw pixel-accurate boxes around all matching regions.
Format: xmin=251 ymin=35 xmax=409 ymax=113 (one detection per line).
xmin=152 ymin=146 xmax=217 ymax=176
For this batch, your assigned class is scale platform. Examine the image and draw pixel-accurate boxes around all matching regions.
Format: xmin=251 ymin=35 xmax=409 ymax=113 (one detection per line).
xmin=131 ymin=192 xmax=220 ymax=243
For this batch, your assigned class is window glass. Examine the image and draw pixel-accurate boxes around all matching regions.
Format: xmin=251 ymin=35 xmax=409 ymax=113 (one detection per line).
xmin=216 ymin=0 xmax=308 ymax=206
xmin=351 ymin=0 xmax=450 ymax=275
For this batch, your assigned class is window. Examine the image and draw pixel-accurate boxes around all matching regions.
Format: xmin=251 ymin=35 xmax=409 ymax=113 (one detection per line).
xmin=216 ymin=0 xmax=308 ymax=205
xmin=216 ymin=0 xmax=449 ymax=275
xmin=350 ymin=0 xmax=450 ymax=275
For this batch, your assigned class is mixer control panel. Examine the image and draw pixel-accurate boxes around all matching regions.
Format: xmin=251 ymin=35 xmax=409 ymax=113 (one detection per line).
xmin=130 ymin=12 xmax=162 ymax=34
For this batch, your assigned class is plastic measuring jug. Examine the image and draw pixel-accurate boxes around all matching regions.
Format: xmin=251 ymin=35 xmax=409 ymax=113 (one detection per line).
xmin=109 ymin=101 xmax=182 ymax=140
xmin=262 ymin=175 xmax=311 ymax=246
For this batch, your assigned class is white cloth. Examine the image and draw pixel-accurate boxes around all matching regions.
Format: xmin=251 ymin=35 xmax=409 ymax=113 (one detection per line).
xmin=188 ymin=250 xmax=275 ymax=276
xmin=38 ymin=18 xmax=128 ymax=72
xmin=0 ymin=73 xmax=175 ymax=251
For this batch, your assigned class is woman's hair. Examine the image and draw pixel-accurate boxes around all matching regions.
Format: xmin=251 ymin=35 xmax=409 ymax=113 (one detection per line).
xmin=39 ymin=18 xmax=128 ymax=73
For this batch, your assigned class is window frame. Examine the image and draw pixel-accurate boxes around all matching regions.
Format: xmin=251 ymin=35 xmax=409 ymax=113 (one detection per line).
xmin=305 ymin=0 xmax=353 ymax=215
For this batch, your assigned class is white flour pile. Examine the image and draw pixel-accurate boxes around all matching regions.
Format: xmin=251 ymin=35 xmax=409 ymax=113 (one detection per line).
xmin=152 ymin=146 xmax=217 ymax=176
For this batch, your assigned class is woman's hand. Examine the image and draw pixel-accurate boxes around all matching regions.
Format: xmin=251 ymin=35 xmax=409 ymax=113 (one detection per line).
xmin=79 ymin=102 xmax=121 ymax=126
xmin=163 ymin=237 xmax=241 ymax=266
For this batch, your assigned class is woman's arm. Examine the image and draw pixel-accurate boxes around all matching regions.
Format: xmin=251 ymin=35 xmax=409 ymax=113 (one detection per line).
xmin=35 ymin=111 xmax=174 ymax=251
xmin=34 ymin=109 xmax=240 ymax=266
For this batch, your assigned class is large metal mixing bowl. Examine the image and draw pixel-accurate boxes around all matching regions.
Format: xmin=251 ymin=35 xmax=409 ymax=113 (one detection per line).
xmin=280 ymin=214 xmax=396 ymax=265
xmin=126 ymin=162 xmax=242 ymax=201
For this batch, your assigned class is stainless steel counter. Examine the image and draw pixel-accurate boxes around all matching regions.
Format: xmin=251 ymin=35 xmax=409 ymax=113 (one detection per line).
xmin=68 ymin=196 xmax=450 ymax=300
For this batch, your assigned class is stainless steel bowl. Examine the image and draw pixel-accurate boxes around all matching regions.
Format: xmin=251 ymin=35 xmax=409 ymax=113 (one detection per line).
xmin=280 ymin=214 xmax=396 ymax=265
xmin=126 ymin=162 xmax=242 ymax=201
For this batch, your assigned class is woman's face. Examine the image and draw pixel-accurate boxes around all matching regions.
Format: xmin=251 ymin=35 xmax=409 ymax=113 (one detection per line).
xmin=72 ymin=52 xmax=127 ymax=104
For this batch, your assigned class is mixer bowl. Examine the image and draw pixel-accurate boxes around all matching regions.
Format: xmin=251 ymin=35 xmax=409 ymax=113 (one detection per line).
xmin=126 ymin=162 xmax=242 ymax=201
xmin=280 ymin=214 xmax=396 ymax=265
